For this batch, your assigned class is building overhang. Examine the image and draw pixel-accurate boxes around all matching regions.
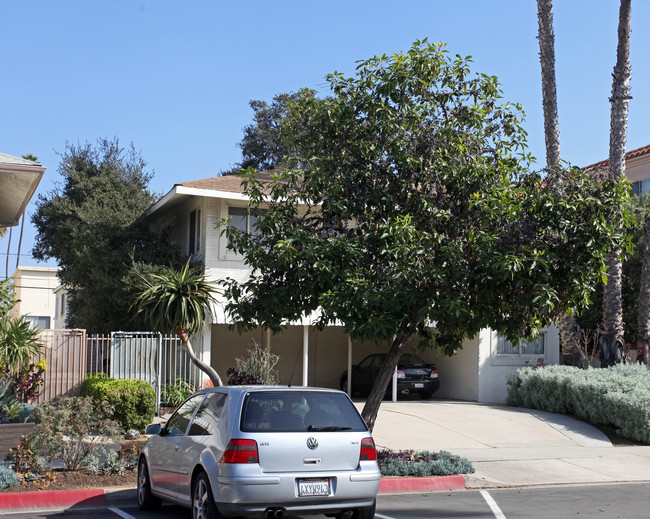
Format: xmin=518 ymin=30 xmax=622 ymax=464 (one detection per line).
xmin=0 ymin=155 xmax=46 ymax=227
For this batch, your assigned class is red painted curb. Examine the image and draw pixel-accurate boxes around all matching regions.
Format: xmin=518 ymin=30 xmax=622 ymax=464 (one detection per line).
xmin=0 ymin=488 xmax=106 ymax=510
xmin=0 ymin=475 xmax=466 ymax=510
xmin=378 ymin=475 xmax=466 ymax=493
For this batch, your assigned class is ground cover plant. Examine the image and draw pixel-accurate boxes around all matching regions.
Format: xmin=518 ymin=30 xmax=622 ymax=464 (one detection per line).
xmin=377 ymin=449 xmax=474 ymax=477
xmin=507 ymin=363 xmax=650 ymax=443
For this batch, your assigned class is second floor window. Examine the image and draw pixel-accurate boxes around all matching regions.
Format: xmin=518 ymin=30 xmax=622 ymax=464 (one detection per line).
xmin=631 ymin=179 xmax=650 ymax=197
xmin=189 ymin=209 xmax=201 ymax=255
xmin=228 ymin=207 xmax=265 ymax=236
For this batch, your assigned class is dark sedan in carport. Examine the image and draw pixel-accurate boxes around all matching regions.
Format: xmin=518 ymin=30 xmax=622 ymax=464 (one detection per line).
xmin=340 ymin=353 xmax=439 ymax=399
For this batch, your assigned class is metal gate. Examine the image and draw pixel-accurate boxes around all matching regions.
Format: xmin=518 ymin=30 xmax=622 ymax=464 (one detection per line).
xmin=110 ymin=332 xmax=162 ymax=412
xmin=109 ymin=332 xmax=205 ymax=414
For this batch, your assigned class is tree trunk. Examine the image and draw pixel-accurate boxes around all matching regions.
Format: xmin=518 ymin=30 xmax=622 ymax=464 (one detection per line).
xmin=177 ymin=328 xmax=223 ymax=387
xmin=637 ymin=220 xmax=650 ymax=365
xmin=361 ymin=332 xmax=415 ymax=432
xmin=537 ymin=0 xmax=561 ymax=174
xmin=602 ymin=0 xmax=632 ymax=355
xmin=537 ymin=0 xmax=580 ymax=363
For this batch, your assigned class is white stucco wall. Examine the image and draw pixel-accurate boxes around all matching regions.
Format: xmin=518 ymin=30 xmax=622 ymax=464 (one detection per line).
xmin=477 ymin=324 xmax=559 ymax=403
xmin=10 ymin=266 xmax=59 ymax=329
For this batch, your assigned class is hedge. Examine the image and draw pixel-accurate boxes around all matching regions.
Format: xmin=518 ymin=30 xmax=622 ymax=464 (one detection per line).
xmin=81 ymin=375 xmax=156 ymax=432
xmin=507 ymin=363 xmax=650 ymax=444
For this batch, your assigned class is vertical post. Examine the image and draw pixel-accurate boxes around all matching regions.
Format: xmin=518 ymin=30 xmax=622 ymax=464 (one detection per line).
xmin=156 ymin=332 xmax=162 ymax=416
xmin=302 ymin=326 xmax=309 ymax=386
xmin=347 ymin=336 xmax=352 ymax=396
xmin=392 ymin=365 xmax=398 ymax=402
xmin=202 ymin=326 xmax=212 ymax=388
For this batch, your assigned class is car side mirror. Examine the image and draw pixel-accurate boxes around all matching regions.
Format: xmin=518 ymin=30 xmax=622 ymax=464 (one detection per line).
xmin=145 ymin=423 xmax=163 ymax=435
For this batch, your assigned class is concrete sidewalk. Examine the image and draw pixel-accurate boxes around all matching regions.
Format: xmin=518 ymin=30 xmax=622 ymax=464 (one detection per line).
xmin=365 ymin=400 xmax=650 ymax=488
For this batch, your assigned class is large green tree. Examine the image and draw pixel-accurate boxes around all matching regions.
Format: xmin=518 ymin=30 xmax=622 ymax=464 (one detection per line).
xmin=32 ymin=138 xmax=178 ymax=333
xmin=222 ymin=92 xmax=299 ymax=175
xmin=223 ymin=41 xmax=631 ymax=430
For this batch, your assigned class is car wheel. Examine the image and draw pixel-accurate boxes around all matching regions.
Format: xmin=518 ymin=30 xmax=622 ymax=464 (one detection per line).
xmin=352 ymin=499 xmax=376 ymax=519
xmin=419 ymin=390 xmax=433 ymax=400
xmin=137 ymin=458 xmax=162 ymax=510
xmin=192 ymin=471 xmax=222 ymax=519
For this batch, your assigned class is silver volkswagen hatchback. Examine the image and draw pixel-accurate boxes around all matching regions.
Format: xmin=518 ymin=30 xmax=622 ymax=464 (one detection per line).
xmin=137 ymin=386 xmax=381 ymax=519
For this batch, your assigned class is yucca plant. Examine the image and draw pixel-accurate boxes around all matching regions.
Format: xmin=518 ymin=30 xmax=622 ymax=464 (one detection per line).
xmin=0 ymin=316 xmax=43 ymax=376
xmin=133 ymin=261 xmax=223 ymax=386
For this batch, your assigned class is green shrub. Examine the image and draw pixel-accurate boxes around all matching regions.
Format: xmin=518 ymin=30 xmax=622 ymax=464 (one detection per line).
xmin=81 ymin=375 xmax=156 ymax=432
xmin=160 ymin=379 xmax=195 ymax=407
xmin=507 ymin=364 xmax=650 ymax=443
xmin=233 ymin=342 xmax=280 ymax=385
xmin=31 ymin=396 xmax=123 ymax=471
xmin=377 ymin=449 xmax=474 ymax=477
xmin=0 ymin=465 xmax=19 ymax=489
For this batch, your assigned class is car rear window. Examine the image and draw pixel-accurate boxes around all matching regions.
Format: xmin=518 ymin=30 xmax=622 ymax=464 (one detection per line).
xmin=240 ymin=390 xmax=367 ymax=432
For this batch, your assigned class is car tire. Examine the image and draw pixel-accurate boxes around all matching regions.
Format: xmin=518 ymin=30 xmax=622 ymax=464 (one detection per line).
xmin=192 ymin=471 xmax=223 ymax=519
xmin=352 ymin=499 xmax=376 ymax=519
xmin=419 ymin=390 xmax=434 ymax=400
xmin=137 ymin=458 xmax=162 ymax=511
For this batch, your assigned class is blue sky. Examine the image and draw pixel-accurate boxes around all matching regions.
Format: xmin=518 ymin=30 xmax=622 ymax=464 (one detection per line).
xmin=2 ymin=0 xmax=649 ymax=271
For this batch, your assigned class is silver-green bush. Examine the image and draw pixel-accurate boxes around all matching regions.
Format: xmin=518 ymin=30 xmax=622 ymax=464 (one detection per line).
xmin=507 ymin=364 xmax=650 ymax=443
xmin=0 ymin=465 xmax=19 ymax=489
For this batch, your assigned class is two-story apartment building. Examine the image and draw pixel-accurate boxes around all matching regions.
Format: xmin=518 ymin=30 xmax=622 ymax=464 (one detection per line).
xmin=147 ymin=172 xmax=560 ymax=403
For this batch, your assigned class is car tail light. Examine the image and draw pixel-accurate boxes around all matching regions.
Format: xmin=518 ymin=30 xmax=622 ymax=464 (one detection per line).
xmin=430 ymin=370 xmax=439 ymax=379
xmin=359 ymin=437 xmax=377 ymax=461
xmin=220 ymin=439 xmax=259 ymax=464
xmin=395 ymin=370 xmax=405 ymax=379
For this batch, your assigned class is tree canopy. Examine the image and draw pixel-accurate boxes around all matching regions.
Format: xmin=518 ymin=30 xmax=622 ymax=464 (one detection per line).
xmin=32 ymin=138 xmax=179 ymax=333
xmin=222 ymin=92 xmax=299 ymax=175
xmin=223 ymin=41 xmax=632 ymax=429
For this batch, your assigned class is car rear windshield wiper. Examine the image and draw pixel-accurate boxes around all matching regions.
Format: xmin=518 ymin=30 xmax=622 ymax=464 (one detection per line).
xmin=307 ymin=425 xmax=352 ymax=431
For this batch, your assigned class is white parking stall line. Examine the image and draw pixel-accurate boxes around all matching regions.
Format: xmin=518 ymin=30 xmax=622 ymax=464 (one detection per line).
xmin=108 ymin=507 xmax=138 ymax=519
xmin=375 ymin=514 xmax=398 ymax=519
xmin=480 ymin=490 xmax=507 ymax=519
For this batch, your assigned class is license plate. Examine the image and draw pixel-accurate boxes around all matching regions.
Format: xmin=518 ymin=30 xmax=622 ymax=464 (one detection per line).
xmin=414 ymin=383 xmax=424 ymax=388
xmin=298 ymin=478 xmax=330 ymax=497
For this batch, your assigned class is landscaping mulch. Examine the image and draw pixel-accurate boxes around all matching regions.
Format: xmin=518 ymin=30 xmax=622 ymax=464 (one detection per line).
xmin=0 ymin=468 xmax=137 ymax=493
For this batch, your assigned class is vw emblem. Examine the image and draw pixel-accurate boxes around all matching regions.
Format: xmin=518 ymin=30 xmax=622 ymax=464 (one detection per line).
xmin=307 ymin=437 xmax=319 ymax=450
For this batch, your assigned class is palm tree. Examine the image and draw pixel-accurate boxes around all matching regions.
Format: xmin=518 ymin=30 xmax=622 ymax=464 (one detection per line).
xmin=536 ymin=0 xmax=580 ymax=364
xmin=638 ymin=222 xmax=650 ymax=364
xmin=0 ymin=279 xmax=43 ymax=378
xmin=133 ymin=261 xmax=223 ymax=386
xmin=602 ymin=0 xmax=632 ymax=365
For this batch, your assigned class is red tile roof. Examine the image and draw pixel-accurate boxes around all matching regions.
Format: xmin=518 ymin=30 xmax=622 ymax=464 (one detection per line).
xmin=583 ymin=144 xmax=650 ymax=170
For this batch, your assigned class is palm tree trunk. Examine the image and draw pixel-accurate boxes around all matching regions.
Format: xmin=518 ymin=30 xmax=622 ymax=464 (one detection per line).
xmin=537 ymin=0 xmax=561 ymax=173
xmin=537 ymin=0 xmax=580 ymax=363
xmin=602 ymin=0 xmax=632 ymax=356
xmin=177 ymin=328 xmax=223 ymax=387
xmin=361 ymin=332 xmax=414 ymax=432
xmin=637 ymin=220 xmax=650 ymax=364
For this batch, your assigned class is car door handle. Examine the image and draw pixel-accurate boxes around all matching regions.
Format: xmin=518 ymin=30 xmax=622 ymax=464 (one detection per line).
xmin=303 ymin=458 xmax=322 ymax=465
